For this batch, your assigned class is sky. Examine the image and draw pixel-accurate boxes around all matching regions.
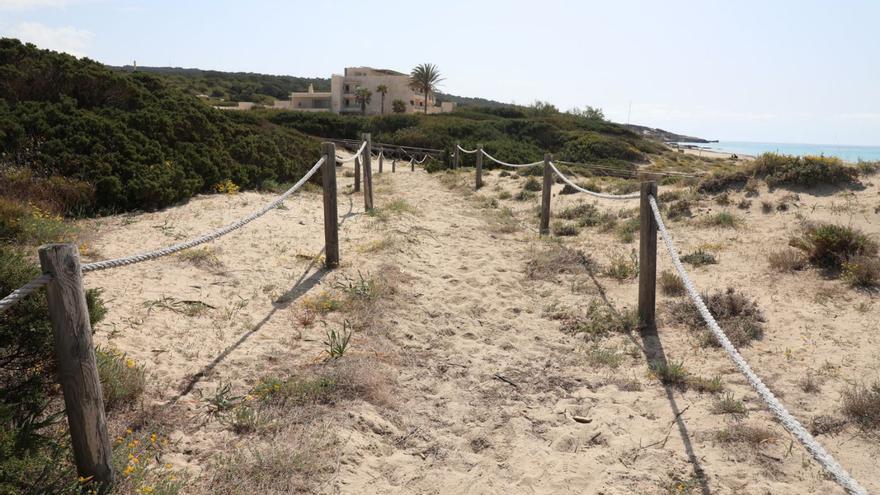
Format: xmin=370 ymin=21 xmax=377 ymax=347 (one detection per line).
xmin=2 ymin=0 xmax=879 ymax=145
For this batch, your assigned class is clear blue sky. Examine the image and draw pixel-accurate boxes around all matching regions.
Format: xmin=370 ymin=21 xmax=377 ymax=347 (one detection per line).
xmin=2 ymin=0 xmax=878 ymax=145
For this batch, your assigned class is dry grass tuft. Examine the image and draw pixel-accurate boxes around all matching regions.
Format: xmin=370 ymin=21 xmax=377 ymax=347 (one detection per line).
xmin=525 ymin=245 xmax=596 ymax=280
xmin=178 ymin=246 xmax=223 ymax=269
xmin=659 ymin=271 xmax=686 ymax=296
xmin=668 ymin=287 xmax=765 ymax=347
xmin=768 ymin=248 xmax=808 ymax=272
xmin=714 ymin=423 xmax=776 ymax=447
xmin=841 ymin=381 xmax=880 ymax=430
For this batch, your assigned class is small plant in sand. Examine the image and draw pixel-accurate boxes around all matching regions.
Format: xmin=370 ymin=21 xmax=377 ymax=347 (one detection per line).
xmin=680 ymin=249 xmax=717 ymax=267
xmin=202 ymin=382 xmax=242 ymax=417
xmin=666 ymin=199 xmax=692 ymax=220
xmin=688 ymin=375 xmax=724 ymax=394
xmin=714 ymin=192 xmax=730 ymax=206
xmin=560 ymin=299 xmax=637 ymax=341
xmin=698 ymin=211 xmax=741 ymax=229
xmin=300 ymin=291 xmax=341 ymax=314
xmin=668 ymin=287 xmax=764 ymax=347
xmin=760 ymin=200 xmax=773 ymax=213
xmin=111 ymin=429 xmax=183 ymax=495
xmin=604 ymin=250 xmax=638 ymax=281
xmin=798 ymin=373 xmax=822 ymax=394
xmin=736 ymin=198 xmax=751 ymax=210
xmin=711 ymin=393 xmax=748 ymax=418
xmin=614 ymin=217 xmax=640 ymax=243
xmin=842 ymin=255 xmax=880 ymax=287
xmin=790 ymin=222 xmax=878 ymax=273
xmin=513 ymin=190 xmax=536 ymax=201
xmin=649 ymin=360 xmax=688 ymax=387
xmin=334 ymin=271 xmax=379 ymax=302
xmin=214 ymin=179 xmax=240 ymax=194
xmin=841 ymin=381 xmax=880 ymax=430
xmin=525 ymin=245 xmax=596 ymax=280
xmin=177 ymin=246 xmax=222 ymax=268
xmin=497 ymin=190 xmax=512 ymax=200
xmin=551 ymin=221 xmax=578 ymax=237
xmin=558 ymin=202 xmax=600 ymax=226
xmin=659 ymin=271 xmax=686 ymax=296
xmin=585 ymin=345 xmax=625 ymax=369
xmin=767 ymin=248 xmax=808 ymax=272
xmin=714 ymin=423 xmax=776 ymax=447
xmin=96 ymin=347 xmax=146 ymax=410
xmin=523 ymin=177 xmax=542 ymax=192
xmin=324 ymin=321 xmax=353 ymax=359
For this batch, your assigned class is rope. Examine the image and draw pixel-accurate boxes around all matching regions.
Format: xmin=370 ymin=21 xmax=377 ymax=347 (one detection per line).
xmin=480 ymin=149 xmax=544 ymax=168
xmin=82 ymin=157 xmax=325 ymax=273
xmin=457 ymin=145 xmax=478 ymax=154
xmin=0 ymin=273 xmax=53 ymax=315
xmin=648 ymin=195 xmax=868 ymax=495
xmin=335 ymin=141 xmax=367 ymax=163
xmin=556 ymin=160 xmax=699 ymax=178
xmin=548 ymin=162 xmax=640 ymax=199
xmin=414 ymin=154 xmax=428 ymax=164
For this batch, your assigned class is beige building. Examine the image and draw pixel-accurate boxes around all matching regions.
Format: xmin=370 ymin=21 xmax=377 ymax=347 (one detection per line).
xmin=275 ymin=67 xmax=454 ymax=115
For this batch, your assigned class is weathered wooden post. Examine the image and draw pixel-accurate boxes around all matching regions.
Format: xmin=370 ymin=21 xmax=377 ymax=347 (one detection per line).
xmin=475 ymin=144 xmax=484 ymax=189
xmin=540 ymin=153 xmax=553 ymax=235
xmin=354 ymin=155 xmax=361 ymax=193
xmin=322 ymin=142 xmax=339 ymax=268
xmin=411 ymin=157 xmax=415 ymax=172
xmin=38 ymin=244 xmax=114 ymax=491
xmin=392 ymin=154 xmax=396 ymax=173
xmin=638 ymin=181 xmax=658 ymax=331
xmin=362 ymin=133 xmax=374 ymax=211
xmin=378 ymin=149 xmax=383 ymax=174
xmin=454 ymin=144 xmax=460 ymax=169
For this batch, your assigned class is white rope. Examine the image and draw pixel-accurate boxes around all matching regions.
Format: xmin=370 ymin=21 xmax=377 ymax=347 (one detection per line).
xmin=548 ymin=162 xmax=640 ymax=199
xmin=457 ymin=145 xmax=478 ymax=154
xmin=336 ymin=141 xmax=367 ymax=163
xmin=480 ymin=149 xmax=544 ymax=168
xmin=82 ymin=157 xmax=325 ymax=273
xmin=649 ymin=195 xmax=868 ymax=495
xmin=0 ymin=273 xmax=52 ymax=315
xmin=414 ymin=154 xmax=428 ymax=164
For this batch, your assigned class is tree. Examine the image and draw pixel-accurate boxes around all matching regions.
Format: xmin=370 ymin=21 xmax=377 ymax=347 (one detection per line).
xmin=409 ymin=63 xmax=443 ymax=114
xmin=354 ymin=87 xmax=372 ymax=115
xmin=391 ymin=99 xmax=406 ymax=113
xmin=376 ymin=84 xmax=388 ymax=115
xmin=530 ymin=100 xmax=559 ymax=116
xmin=569 ymin=106 xmax=605 ymax=120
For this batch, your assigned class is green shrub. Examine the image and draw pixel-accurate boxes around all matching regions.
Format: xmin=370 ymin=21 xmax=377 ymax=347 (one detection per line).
xmin=752 ymin=153 xmax=859 ymax=188
xmin=96 ymin=348 xmax=146 ymax=410
xmin=605 ymin=250 xmax=639 ymax=280
xmin=562 ymin=132 xmax=645 ymax=163
xmin=558 ymin=202 xmax=600 ymax=226
xmin=790 ymin=222 xmax=877 ymax=270
xmin=559 ymin=300 xmax=638 ymax=340
xmin=523 ymin=177 xmax=542 ymax=192
xmin=842 ymin=255 xmax=880 ymax=287
xmin=649 ymin=360 xmax=688 ymax=387
xmin=699 ymin=211 xmax=741 ymax=229
xmin=681 ymin=249 xmax=717 ymax=266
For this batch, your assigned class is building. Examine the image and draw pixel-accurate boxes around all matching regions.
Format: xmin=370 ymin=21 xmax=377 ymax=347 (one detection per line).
xmin=274 ymin=67 xmax=454 ymax=115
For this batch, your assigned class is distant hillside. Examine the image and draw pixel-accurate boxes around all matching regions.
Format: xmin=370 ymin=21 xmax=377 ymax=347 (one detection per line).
xmin=622 ymin=123 xmax=712 ymax=143
xmin=435 ymin=92 xmax=513 ymax=109
xmin=116 ymin=65 xmax=330 ymax=104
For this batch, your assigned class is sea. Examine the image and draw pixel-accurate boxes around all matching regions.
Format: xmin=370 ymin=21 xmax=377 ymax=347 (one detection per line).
xmin=675 ymin=141 xmax=880 ymax=163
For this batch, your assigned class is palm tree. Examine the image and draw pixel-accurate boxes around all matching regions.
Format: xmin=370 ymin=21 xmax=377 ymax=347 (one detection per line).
xmin=354 ymin=87 xmax=372 ymax=115
xmin=376 ymin=84 xmax=388 ymax=115
xmin=409 ymin=63 xmax=443 ymax=114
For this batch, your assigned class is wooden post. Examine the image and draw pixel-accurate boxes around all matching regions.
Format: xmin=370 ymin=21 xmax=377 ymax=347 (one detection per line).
xmin=378 ymin=149 xmax=383 ymax=174
xmin=354 ymin=156 xmax=361 ymax=193
xmin=362 ymin=133 xmax=374 ymax=211
xmin=638 ymin=181 xmax=658 ymax=331
xmin=475 ymin=144 xmax=483 ymax=189
xmin=411 ymin=157 xmax=415 ymax=172
xmin=322 ymin=142 xmax=339 ymax=269
xmin=38 ymin=244 xmax=114 ymax=490
xmin=539 ymin=153 xmax=553 ymax=235
xmin=454 ymin=144 xmax=460 ymax=169
xmin=392 ymin=155 xmax=396 ymax=173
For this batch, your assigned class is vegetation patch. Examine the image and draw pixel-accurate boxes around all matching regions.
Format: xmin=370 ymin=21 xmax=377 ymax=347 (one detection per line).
xmin=659 ymin=271 xmax=686 ymax=296
xmin=604 ymin=250 xmax=639 ymax=280
xmin=698 ymin=211 xmax=741 ymax=229
xmin=790 ymin=222 xmax=878 ymax=272
xmin=559 ymin=300 xmax=638 ymax=341
xmin=96 ymin=348 xmax=146 ymax=410
xmin=842 ymin=381 xmax=880 ymax=430
xmin=714 ymin=423 xmax=776 ymax=447
xmin=767 ymin=248 xmax=808 ymax=272
xmin=668 ymin=287 xmax=765 ymax=347
xmin=552 ymin=222 xmax=579 ymax=237
xmin=680 ymin=249 xmax=717 ymax=266
xmin=525 ymin=245 xmax=595 ymax=280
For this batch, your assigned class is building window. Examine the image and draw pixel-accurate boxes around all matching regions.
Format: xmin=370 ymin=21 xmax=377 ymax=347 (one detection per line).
xmin=344 ymin=84 xmax=350 ymax=93
xmin=345 ymin=99 xmax=350 ymax=107
xmin=409 ymin=100 xmax=414 ymax=106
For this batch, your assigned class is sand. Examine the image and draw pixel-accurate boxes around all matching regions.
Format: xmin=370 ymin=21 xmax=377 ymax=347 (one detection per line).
xmin=80 ymin=156 xmax=879 ymax=494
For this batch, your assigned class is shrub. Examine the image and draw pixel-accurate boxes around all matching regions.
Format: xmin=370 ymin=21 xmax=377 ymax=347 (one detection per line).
xmin=698 ymin=211 xmax=741 ymax=229
xmin=649 ymin=360 xmax=688 ymax=387
xmin=552 ymin=222 xmax=579 ymax=237
xmin=659 ymin=271 xmax=686 ymax=296
xmin=668 ymin=287 xmax=764 ymax=347
xmin=525 ymin=245 xmax=596 ymax=280
xmin=841 ymin=381 xmax=880 ymax=429
xmin=96 ymin=348 xmax=146 ymax=410
xmin=681 ymin=249 xmax=717 ymax=266
xmin=768 ymin=249 xmax=808 ymax=272
xmin=513 ymin=190 xmax=536 ymax=201
xmin=558 ymin=202 xmax=601 ymax=226
xmin=751 ymin=153 xmax=859 ymax=188
xmin=842 ymin=255 xmax=880 ymax=287
xmin=562 ymin=132 xmax=645 ymax=163
xmin=736 ymin=199 xmax=751 ymax=210
xmin=715 ymin=423 xmax=776 ymax=446
xmin=559 ymin=299 xmax=638 ymax=340
xmin=523 ymin=177 xmax=542 ymax=192
xmin=666 ymin=199 xmax=692 ymax=220
xmin=712 ymin=393 xmax=748 ymax=417
xmin=605 ymin=250 xmax=639 ymax=280
xmin=614 ymin=217 xmax=639 ymax=243
xmin=790 ymin=222 xmax=878 ymax=270
xmin=761 ymin=201 xmax=773 ymax=213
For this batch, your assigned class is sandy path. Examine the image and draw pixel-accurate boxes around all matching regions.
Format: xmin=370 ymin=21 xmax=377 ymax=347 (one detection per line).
xmin=82 ymin=158 xmax=878 ymax=494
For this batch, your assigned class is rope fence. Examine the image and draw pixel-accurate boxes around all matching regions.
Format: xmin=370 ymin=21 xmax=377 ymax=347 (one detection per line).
xmin=647 ymin=194 xmax=868 ymax=495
